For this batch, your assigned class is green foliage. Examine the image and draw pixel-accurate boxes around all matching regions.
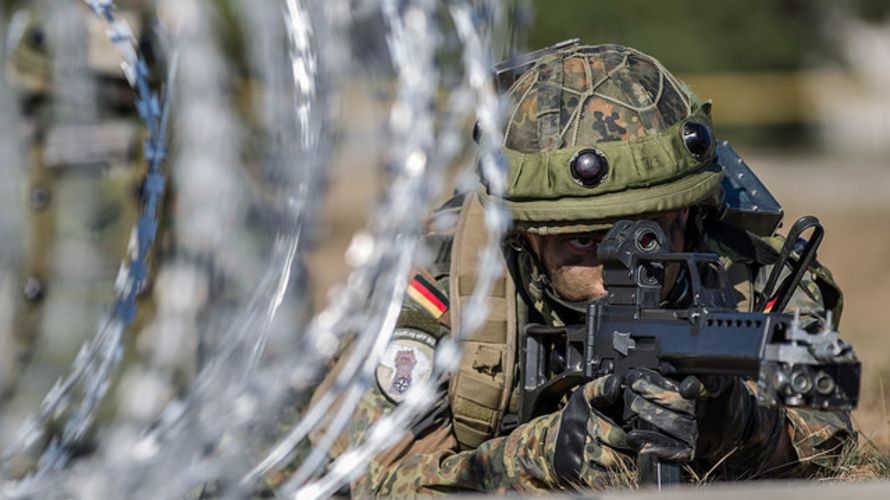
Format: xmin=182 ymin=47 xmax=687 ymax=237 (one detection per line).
xmin=852 ymin=0 xmax=890 ymax=23
xmin=527 ymin=0 xmax=837 ymax=73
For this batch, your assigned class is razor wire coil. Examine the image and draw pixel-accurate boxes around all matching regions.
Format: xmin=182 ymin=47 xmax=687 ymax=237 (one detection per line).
xmin=0 ymin=0 xmax=518 ymax=497
xmin=1 ymin=0 xmax=174 ymax=471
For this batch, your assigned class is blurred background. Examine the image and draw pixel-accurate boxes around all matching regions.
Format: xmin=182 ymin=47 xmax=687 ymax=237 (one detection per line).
xmin=529 ymin=0 xmax=890 ymax=154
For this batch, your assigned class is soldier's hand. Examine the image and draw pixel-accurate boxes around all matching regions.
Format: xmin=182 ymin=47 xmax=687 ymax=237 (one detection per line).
xmin=623 ymin=369 xmax=761 ymax=464
xmin=551 ymin=375 xmax=630 ymax=486
xmin=683 ymin=373 xmax=798 ymax=473
xmin=693 ymin=375 xmax=777 ymax=465
xmin=622 ymin=368 xmax=703 ymax=462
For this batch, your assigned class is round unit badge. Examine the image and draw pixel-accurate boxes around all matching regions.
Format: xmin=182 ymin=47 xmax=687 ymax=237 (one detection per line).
xmin=376 ymin=328 xmax=436 ymax=403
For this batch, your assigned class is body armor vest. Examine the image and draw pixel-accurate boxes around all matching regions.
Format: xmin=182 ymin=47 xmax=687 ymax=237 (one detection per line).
xmin=447 ymin=192 xmax=518 ymax=449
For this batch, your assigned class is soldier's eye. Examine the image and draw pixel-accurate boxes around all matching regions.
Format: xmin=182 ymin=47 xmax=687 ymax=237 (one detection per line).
xmin=566 ymin=236 xmax=598 ymax=252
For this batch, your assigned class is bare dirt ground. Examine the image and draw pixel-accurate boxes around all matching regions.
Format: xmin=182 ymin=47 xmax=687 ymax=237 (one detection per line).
xmin=307 ymin=143 xmax=890 ymax=453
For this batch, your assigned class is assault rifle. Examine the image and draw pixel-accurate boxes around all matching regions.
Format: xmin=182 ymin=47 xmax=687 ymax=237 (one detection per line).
xmin=518 ymin=218 xmax=860 ymax=486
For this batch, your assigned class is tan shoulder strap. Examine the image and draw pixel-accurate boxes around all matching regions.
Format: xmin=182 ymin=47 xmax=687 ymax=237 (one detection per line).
xmin=447 ymin=192 xmax=516 ymax=449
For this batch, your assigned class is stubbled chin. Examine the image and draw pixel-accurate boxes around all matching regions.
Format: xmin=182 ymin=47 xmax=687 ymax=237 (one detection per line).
xmin=549 ymin=269 xmax=607 ymax=302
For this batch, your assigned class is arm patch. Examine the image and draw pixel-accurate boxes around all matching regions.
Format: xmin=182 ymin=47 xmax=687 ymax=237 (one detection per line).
xmin=376 ymin=328 xmax=438 ymax=404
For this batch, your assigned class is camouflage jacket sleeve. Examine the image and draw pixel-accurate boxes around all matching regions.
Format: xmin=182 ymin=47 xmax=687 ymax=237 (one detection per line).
xmin=349 ymin=374 xmax=566 ymax=497
xmin=784 ymin=406 xmax=855 ymax=475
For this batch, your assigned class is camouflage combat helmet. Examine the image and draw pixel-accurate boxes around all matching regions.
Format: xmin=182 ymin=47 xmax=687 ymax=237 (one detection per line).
xmin=485 ymin=43 xmax=724 ymax=234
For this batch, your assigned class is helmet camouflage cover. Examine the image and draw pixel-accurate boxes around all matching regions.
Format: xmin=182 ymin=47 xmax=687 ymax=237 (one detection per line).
xmin=484 ymin=43 xmax=724 ymax=234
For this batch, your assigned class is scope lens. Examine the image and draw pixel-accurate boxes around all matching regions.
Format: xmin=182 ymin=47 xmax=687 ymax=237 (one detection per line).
xmin=636 ymin=230 xmax=659 ymax=253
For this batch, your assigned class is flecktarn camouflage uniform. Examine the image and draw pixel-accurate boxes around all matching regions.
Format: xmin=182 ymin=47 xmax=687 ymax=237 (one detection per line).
xmin=326 ymin=43 xmax=854 ymax=496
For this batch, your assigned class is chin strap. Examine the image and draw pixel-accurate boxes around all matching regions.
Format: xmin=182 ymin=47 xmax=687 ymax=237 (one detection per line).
xmin=540 ymin=283 xmax=590 ymax=320
xmin=501 ymin=235 xmax=541 ymax=319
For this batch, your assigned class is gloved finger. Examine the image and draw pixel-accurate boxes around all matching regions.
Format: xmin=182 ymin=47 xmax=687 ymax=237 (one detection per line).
xmin=591 ymin=410 xmax=630 ymax=452
xmin=555 ymin=380 xmax=630 ymax=484
xmin=625 ymin=369 xmax=694 ymax=414
xmin=699 ymin=375 xmax=735 ymax=398
xmin=678 ymin=376 xmax=704 ymax=399
xmin=624 ymin=391 xmax=697 ymax=446
xmin=625 ymin=368 xmax=679 ymax=391
xmin=626 ymin=430 xmax=694 ymax=462
xmin=557 ymin=377 xmax=624 ymax=458
xmin=555 ymin=384 xmax=597 ymax=483
xmin=582 ymin=374 xmax=622 ymax=408
xmin=679 ymin=375 xmax=735 ymax=399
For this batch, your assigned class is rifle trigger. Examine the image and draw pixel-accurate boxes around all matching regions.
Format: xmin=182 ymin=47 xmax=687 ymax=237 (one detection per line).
xmin=613 ymin=331 xmax=636 ymax=356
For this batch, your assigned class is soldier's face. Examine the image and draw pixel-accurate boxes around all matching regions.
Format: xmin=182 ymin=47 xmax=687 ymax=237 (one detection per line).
xmin=526 ymin=209 xmax=689 ymax=302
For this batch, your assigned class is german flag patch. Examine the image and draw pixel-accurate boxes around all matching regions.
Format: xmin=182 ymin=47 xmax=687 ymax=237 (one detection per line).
xmin=407 ymin=274 xmax=449 ymax=319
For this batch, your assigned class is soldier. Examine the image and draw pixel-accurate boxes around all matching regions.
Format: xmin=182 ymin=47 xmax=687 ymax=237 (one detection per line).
xmin=326 ymin=43 xmax=856 ymax=495
xmin=324 ymin=44 xmax=855 ymax=496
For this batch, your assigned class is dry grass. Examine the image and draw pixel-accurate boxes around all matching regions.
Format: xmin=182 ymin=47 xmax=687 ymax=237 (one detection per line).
xmin=570 ymin=431 xmax=890 ymax=494
xmin=599 ymin=456 xmax=639 ymax=491
xmin=817 ymin=439 xmax=890 ymax=481
xmin=569 ymin=455 xmax=639 ymax=494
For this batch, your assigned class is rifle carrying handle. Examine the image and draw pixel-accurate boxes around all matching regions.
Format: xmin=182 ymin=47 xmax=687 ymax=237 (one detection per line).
xmin=756 ymin=216 xmax=824 ymax=313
